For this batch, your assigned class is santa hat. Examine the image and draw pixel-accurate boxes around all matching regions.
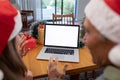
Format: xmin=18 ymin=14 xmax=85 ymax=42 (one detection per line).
xmin=0 ymin=69 xmax=4 ymax=80
xmin=85 ymin=0 xmax=120 ymax=66
xmin=0 ymin=0 xmax=22 ymax=55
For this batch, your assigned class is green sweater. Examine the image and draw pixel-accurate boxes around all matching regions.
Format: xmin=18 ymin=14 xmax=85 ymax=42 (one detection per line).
xmin=96 ymin=66 xmax=120 ymax=80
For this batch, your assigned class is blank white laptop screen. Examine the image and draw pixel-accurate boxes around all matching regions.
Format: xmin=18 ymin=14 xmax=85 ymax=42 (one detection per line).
xmin=45 ymin=24 xmax=79 ymax=48
xmin=37 ymin=24 xmax=80 ymax=62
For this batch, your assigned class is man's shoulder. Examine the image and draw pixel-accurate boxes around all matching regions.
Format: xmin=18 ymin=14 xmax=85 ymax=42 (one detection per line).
xmin=96 ymin=66 xmax=120 ymax=80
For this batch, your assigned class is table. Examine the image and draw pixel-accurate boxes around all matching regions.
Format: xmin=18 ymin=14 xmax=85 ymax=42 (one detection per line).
xmin=22 ymin=44 xmax=99 ymax=79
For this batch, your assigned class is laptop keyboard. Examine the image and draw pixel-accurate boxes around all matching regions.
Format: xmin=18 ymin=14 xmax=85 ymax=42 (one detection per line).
xmin=45 ymin=48 xmax=74 ymax=55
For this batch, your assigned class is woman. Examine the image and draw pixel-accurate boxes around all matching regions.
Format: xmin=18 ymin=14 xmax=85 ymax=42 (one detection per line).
xmin=0 ymin=0 xmax=32 ymax=80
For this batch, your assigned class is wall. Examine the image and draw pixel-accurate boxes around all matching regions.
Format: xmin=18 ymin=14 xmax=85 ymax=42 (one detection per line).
xmin=76 ymin=0 xmax=90 ymax=22
xmin=10 ymin=0 xmax=15 ymax=3
xmin=10 ymin=0 xmax=21 ymax=11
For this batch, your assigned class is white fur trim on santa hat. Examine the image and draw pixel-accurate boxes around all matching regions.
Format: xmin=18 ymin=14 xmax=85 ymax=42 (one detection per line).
xmin=109 ymin=44 xmax=120 ymax=66
xmin=9 ymin=11 xmax=22 ymax=41
xmin=85 ymin=0 xmax=120 ymax=43
xmin=0 ymin=70 xmax=4 ymax=80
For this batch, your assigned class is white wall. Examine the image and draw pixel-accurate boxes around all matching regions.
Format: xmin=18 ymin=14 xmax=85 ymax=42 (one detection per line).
xmin=76 ymin=0 xmax=90 ymax=22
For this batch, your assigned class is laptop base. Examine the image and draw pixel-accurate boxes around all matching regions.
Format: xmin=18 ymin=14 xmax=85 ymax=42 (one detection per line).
xmin=36 ymin=47 xmax=79 ymax=62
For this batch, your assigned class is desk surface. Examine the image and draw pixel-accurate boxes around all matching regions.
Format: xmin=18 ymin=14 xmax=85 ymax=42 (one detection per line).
xmin=22 ymin=44 xmax=98 ymax=78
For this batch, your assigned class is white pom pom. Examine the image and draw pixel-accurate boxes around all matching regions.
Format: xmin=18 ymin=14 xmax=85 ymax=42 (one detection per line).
xmin=0 ymin=70 xmax=4 ymax=80
xmin=109 ymin=44 xmax=120 ymax=66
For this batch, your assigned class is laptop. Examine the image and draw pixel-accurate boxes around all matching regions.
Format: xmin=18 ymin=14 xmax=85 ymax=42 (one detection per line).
xmin=36 ymin=24 xmax=80 ymax=62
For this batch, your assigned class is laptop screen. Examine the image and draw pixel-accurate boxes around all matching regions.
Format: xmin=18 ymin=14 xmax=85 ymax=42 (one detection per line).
xmin=44 ymin=24 xmax=80 ymax=48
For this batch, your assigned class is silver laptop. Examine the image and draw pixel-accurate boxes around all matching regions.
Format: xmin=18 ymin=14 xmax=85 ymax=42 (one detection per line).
xmin=36 ymin=24 xmax=80 ymax=62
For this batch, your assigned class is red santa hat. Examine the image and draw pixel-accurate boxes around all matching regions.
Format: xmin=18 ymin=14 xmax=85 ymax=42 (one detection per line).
xmin=0 ymin=0 xmax=22 ymax=55
xmin=85 ymin=0 xmax=120 ymax=66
